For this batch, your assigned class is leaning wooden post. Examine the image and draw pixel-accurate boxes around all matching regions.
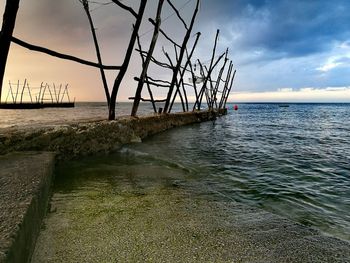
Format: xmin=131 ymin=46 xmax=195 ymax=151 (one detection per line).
xmin=195 ymin=60 xmax=206 ymax=110
xmin=20 ymin=78 xmax=27 ymax=103
xmin=219 ymin=61 xmax=233 ymax=109
xmin=135 ymin=34 xmax=157 ymax=113
xmin=163 ymin=0 xmax=200 ymax=113
xmin=223 ymin=69 xmax=236 ymax=108
xmin=0 ymin=0 xmax=20 ymax=102
xmin=163 ymin=49 xmax=186 ymax=112
xmin=109 ymin=0 xmax=147 ymax=120
xmin=81 ymin=0 xmax=111 ymax=106
xmin=170 ymin=32 xmax=201 ymax=113
xmin=196 ymin=30 xmax=220 ymax=110
xmin=131 ymin=0 xmax=164 ymax=117
xmin=211 ymin=48 xmax=229 ymax=109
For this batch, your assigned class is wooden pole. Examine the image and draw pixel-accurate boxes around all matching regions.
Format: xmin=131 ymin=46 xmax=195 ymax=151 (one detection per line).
xmin=20 ymin=78 xmax=27 ymax=103
xmin=219 ymin=61 xmax=233 ymax=109
xmin=223 ymin=69 xmax=236 ymax=108
xmin=163 ymin=0 xmax=200 ymax=113
xmin=109 ymin=0 xmax=147 ymax=120
xmin=135 ymin=36 xmax=157 ymax=113
xmin=131 ymin=0 xmax=164 ymax=117
xmin=211 ymin=48 xmax=229 ymax=109
xmin=169 ymin=32 xmax=201 ymax=113
xmin=0 ymin=0 xmax=20 ymax=102
xmin=81 ymin=0 xmax=111 ymax=106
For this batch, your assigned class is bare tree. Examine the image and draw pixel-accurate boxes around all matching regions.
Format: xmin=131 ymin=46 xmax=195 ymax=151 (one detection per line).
xmin=0 ymin=0 xmax=20 ymax=102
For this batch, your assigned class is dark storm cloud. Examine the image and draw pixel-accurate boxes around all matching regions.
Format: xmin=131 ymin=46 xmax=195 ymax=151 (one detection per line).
xmin=201 ymin=0 xmax=350 ymax=59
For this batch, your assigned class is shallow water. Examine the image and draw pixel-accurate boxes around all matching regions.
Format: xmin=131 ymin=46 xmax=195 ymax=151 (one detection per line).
xmin=129 ymin=103 xmax=350 ymax=240
xmin=33 ymin=147 xmax=350 ymax=262
xmin=30 ymin=103 xmax=350 ymax=261
xmin=30 ymin=103 xmax=350 ymax=243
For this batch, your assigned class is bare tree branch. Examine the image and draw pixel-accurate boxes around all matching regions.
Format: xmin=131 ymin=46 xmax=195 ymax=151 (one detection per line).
xmin=166 ymin=0 xmax=188 ymax=30
xmin=149 ymin=18 xmax=181 ymax=48
xmin=111 ymin=0 xmax=137 ymax=17
xmin=129 ymin=97 xmax=167 ymax=103
xmin=81 ymin=0 xmax=111 ymax=105
xmin=134 ymin=77 xmax=170 ymax=88
xmin=11 ymin=36 xmax=121 ymax=70
xmin=147 ymin=76 xmax=171 ymax=85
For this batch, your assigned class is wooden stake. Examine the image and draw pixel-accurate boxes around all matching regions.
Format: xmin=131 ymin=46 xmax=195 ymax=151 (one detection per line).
xmin=131 ymin=0 xmax=165 ymax=117
xmin=109 ymin=1 xmax=147 ymax=120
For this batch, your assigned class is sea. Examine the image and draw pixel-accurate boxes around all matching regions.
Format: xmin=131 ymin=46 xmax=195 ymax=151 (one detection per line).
xmin=1 ymin=102 xmax=349 ymax=242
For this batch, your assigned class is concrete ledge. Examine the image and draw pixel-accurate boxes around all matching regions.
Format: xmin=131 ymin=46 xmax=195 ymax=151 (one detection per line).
xmin=0 ymin=110 xmax=226 ymax=160
xmin=0 ymin=152 xmax=55 ymax=263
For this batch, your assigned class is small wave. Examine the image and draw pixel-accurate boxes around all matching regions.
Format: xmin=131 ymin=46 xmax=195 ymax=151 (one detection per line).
xmin=119 ymin=147 xmax=195 ymax=174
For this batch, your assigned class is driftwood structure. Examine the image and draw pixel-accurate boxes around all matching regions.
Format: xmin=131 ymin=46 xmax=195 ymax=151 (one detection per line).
xmin=0 ymin=80 xmax=74 ymax=109
xmin=131 ymin=0 xmax=201 ymax=115
xmin=132 ymin=19 xmax=236 ymax=115
xmin=0 ymin=0 xmax=236 ymax=118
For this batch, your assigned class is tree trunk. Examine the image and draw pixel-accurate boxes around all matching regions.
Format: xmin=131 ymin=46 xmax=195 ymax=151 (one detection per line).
xmin=0 ymin=0 xmax=20 ymax=102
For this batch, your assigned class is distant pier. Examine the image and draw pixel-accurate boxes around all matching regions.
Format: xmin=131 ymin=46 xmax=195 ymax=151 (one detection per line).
xmin=0 ymin=79 xmax=75 ymax=109
xmin=0 ymin=102 xmax=74 ymax=109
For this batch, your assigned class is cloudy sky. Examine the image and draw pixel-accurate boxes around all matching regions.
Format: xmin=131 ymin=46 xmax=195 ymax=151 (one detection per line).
xmin=1 ymin=0 xmax=350 ymax=102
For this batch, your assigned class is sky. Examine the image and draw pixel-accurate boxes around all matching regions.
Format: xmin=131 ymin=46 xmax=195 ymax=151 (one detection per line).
xmin=1 ymin=0 xmax=350 ymax=102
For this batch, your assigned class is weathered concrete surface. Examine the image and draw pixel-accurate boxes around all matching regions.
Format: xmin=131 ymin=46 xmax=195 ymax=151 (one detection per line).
xmin=0 ymin=110 xmax=225 ymax=160
xmin=0 ymin=152 xmax=55 ymax=263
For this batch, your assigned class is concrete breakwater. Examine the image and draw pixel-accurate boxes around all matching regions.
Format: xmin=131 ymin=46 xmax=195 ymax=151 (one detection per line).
xmin=0 ymin=110 xmax=225 ymax=160
xmin=0 ymin=110 xmax=225 ymax=263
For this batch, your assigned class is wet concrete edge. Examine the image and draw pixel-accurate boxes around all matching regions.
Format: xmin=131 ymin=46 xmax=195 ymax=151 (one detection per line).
xmin=0 ymin=152 xmax=55 ymax=263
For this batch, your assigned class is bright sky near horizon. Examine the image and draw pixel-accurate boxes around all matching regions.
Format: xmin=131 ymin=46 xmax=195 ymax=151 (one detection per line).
xmin=1 ymin=0 xmax=350 ymax=102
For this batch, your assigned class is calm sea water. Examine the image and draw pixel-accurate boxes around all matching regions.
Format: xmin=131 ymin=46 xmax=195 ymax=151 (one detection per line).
xmin=0 ymin=102 xmax=160 ymax=130
xmin=2 ymin=103 xmax=350 ymax=241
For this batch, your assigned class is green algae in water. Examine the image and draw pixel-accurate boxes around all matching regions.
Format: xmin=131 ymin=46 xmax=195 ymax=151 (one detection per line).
xmin=32 ymin=150 xmax=350 ymax=262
